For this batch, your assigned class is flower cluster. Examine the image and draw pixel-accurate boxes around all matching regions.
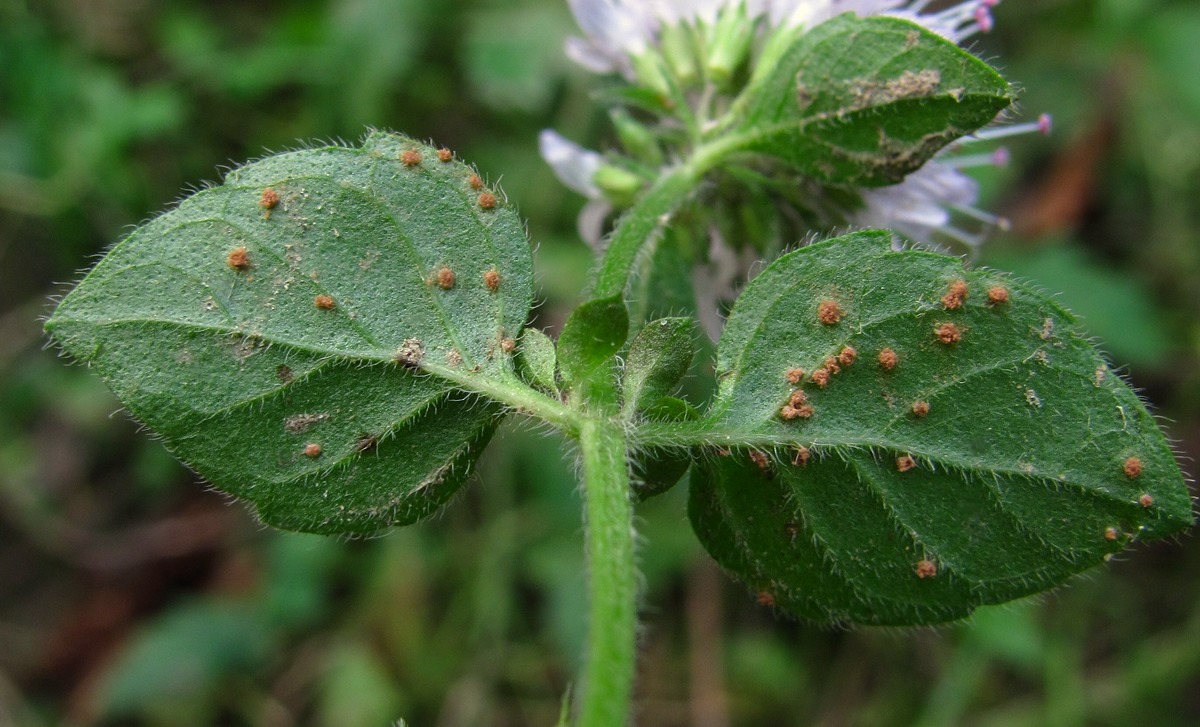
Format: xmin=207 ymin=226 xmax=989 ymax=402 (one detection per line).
xmin=541 ymin=0 xmax=1050 ymax=252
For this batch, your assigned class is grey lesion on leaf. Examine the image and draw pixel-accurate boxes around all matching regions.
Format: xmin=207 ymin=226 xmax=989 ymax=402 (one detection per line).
xmin=847 ymin=69 xmax=942 ymax=111
xmin=285 ymin=412 xmax=329 ymax=434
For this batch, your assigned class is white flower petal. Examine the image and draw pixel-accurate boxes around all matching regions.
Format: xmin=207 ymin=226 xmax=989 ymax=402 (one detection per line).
xmin=539 ymin=130 xmax=605 ymax=198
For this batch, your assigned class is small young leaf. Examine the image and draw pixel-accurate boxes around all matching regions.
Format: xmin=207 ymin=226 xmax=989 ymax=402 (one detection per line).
xmin=632 ymin=396 xmax=698 ymax=501
xmin=684 ymin=230 xmax=1191 ymax=625
xmin=518 ymin=327 xmax=559 ymax=392
xmin=732 ymin=14 xmax=1015 ymax=186
xmin=622 ymin=317 xmax=697 ymax=419
xmin=46 ymin=132 xmax=534 ymax=535
xmin=557 ymin=295 xmax=629 ymax=389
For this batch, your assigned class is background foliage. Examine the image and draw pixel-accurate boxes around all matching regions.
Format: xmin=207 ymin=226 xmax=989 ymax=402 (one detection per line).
xmin=2 ymin=0 xmax=1198 ymax=725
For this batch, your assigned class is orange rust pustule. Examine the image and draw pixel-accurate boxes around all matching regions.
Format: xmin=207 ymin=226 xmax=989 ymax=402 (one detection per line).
xmin=838 ymin=346 xmax=857 ymax=367
xmin=987 ymin=286 xmax=1010 ymax=306
xmin=878 ymin=347 xmax=898 ymax=371
xmin=1104 ymin=527 xmax=1120 ymax=541
xmin=785 ymin=368 xmax=805 ymax=385
xmin=941 ymin=280 xmax=969 ymax=310
xmin=483 ymin=269 xmax=500 ymax=292
xmin=499 ymin=338 xmax=517 ymax=354
xmin=915 ymin=560 xmax=938 ymax=579
xmin=780 ymin=404 xmax=814 ymax=421
xmin=400 ymin=149 xmax=423 ymax=167
xmin=810 ymin=368 xmax=830 ymax=388
xmin=749 ymin=450 xmax=771 ymax=472
xmin=935 ymin=322 xmax=962 ymax=345
xmin=435 ymin=266 xmax=456 ymax=290
xmin=304 ymin=443 xmax=322 ymax=458
xmin=823 ymin=356 xmax=841 ymax=375
xmin=896 ymin=455 xmax=916 ymax=472
xmin=467 ymin=174 xmax=484 ymax=190
xmin=788 ymin=390 xmax=807 ymax=407
xmin=817 ymin=299 xmax=843 ymax=325
xmin=259 ymin=187 xmax=280 ymax=209
xmin=227 ymin=247 xmax=250 ymax=270
xmin=911 ymin=401 xmax=931 ymax=418
xmin=757 ymin=591 xmax=776 ymax=607
xmin=793 ymin=446 xmax=810 ymax=467
xmin=314 ymin=294 xmax=336 ymax=310
xmin=437 ymin=148 xmax=454 ymax=163
xmin=1138 ymin=493 xmax=1154 ymax=508
xmin=478 ymin=192 xmax=497 ymax=210
xmin=1123 ymin=456 xmax=1143 ymax=479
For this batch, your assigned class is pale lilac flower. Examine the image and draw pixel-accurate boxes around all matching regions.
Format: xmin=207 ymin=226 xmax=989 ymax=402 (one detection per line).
xmin=539 ymin=129 xmax=604 ymax=198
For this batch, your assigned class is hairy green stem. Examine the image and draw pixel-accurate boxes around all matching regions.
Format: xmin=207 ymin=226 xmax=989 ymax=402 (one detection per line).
xmin=577 ymin=418 xmax=637 ymax=727
xmin=590 ymin=138 xmax=738 ymax=302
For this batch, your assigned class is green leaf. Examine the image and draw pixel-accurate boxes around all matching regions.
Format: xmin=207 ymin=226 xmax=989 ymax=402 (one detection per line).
xmin=46 ymin=131 xmax=535 ymax=535
xmin=632 ymin=396 xmax=697 ymax=501
xmin=518 ymin=327 xmax=559 ymax=392
xmin=681 ymin=230 xmax=1191 ymax=625
xmin=731 ymin=14 xmax=1015 ymax=186
xmin=557 ymin=295 xmax=629 ymax=389
xmin=622 ymin=317 xmax=697 ymax=419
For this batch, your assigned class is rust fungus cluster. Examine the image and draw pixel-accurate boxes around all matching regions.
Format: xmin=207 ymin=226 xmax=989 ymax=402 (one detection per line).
xmin=468 ymin=174 xmax=484 ymax=190
xmin=314 ymin=294 xmax=336 ymax=310
xmin=792 ymin=446 xmax=811 ymax=467
xmin=878 ymin=347 xmax=898 ymax=371
xmin=1124 ymin=456 xmax=1143 ymax=479
xmin=303 ymin=443 xmax=322 ymax=458
xmin=896 ymin=455 xmax=917 ymax=472
xmin=911 ymin=400 xmax=931 ymax=418
xmin=483 ymin=269 xmax=501 ymax=292
xmin=915 ymin=559 xmax=938 ymax=579
xmin=434 ymin=266 xmax=456 ymax=290
xmin=437 ymin=148 xmax=454 ymax=163
xmin=478 ymin=192 xmax=497 ymax=210
xmin=227 ymin=246 xmax=250 ymax=270
xmin=400 ymin=149 xmax=423 ymax=167
xmin=942 ymin=280 xmax=969 ymax=310
xmin=817 ymin=299 xmax=843 ymax=325
xmin=987 ymin=285 xmax=1010 ymax=306
xmin=935 ymin=322 xmax=962 ymax=345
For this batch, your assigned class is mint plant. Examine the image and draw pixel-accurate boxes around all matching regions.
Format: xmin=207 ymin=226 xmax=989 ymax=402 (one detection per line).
xmin=45 ymin=2 xmax=1191 ymax=726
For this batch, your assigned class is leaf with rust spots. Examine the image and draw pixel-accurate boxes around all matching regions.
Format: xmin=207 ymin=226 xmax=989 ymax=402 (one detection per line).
xmin=731 ymin=14 xmax=1015 ymax=186
xmin=45 ymin=132 xmax=535 ymax=535
xmin=673 ymin=230 xmax=1190 ymax=625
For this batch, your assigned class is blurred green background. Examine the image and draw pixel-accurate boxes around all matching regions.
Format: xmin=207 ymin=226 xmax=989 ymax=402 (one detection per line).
xmin=2 ymin=0 xmax=1199 ymax=725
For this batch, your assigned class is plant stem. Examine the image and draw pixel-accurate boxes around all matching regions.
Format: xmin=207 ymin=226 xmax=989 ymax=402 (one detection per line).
xmin=590 ymin=137 xmax=739 ymax=302
xmin=577 ymin=417 xmax=637 ymax=727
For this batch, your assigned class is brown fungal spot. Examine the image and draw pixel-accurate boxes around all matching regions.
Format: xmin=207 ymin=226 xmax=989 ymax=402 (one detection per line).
xmin=1124 ymin=456 xmax=1143 ymax=479
xmin=314 ymin=294 xmax=336 ymax=310
xmin=468 ymin=174 xmax=484 ymax=190
xmin=354 ymin=434 xmax=379 ymax=453
xmin=446 ymin=349 xmax=463 ymax=367
xmin=437 ymin=148 xmax=453 ymax=163
xmin=838 ymin=346 xmax=857 ymax=367
xmin=400 ymin=149 xmax=422 ymax=167
xmin=817 ymin=299 xmax=843 ymax=325
xmin=941 ymin=279 xmax=969 ymax=310
xmin=785 ymin=368 xmax=805 ymax=385
xmin=1138 ymin=493 xmax=1154 ymax=508
xmin=483 ymin=269 xmax=500 ymax=292
xmin=500 ymin=338 xmax=517 ymax=354
xmin=823 ymin=356 xmax=841 ymax=376
xmin=793 ymin=446 xmax=810 ymax=467
xmin=756 ymin=591 xmax=776 ymax=607
xmin=911 ymin=401 xmax=931 ymax=418
xmin=788 ymin=390 xmax=807 ymax=407
xmin=304 ymin=443 xmax=322 ymax=458
xmin=227 ymin=247 xmax=250 ymax=270
xmin=260 ymin=187 xmax=280 ymax=210
xmin=1104 ymin=527 xmax=1119 ymax=541
xmin=935 ymin=322 xmax=962 ymax=345
xmin=749 ymin=450 xmax=771 ymax=472
xmin=435 ymin=266 xmax=456 ymax=290
xmin=810 ymin=368 xmax=830 ymax=388
xmin=987 ymin=286 xmax=1010 ymax=306
xmin=896 ymin=455 xmax=916 ymax=472
xmin=394 ymin=338 xmax=424 ymax=367
xmin=780 ymin=404 xmax=813 ymax=421
xmin=478 ymin=192 xmax=497 ymax=210
xmin=915 ymin=559 xmax=938 ymax=579
xmin=878 ymin=347 xmax=898 ymax=371
xmin=785 ymin=521 xmax=799 ymax=540
xmin=276 ymin=365 xmax=294 ymax=383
